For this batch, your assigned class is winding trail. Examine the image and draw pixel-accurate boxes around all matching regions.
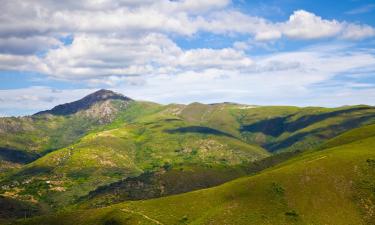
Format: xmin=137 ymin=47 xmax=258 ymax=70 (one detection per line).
xmin=121 ymin=208 xmax=165 ymax=225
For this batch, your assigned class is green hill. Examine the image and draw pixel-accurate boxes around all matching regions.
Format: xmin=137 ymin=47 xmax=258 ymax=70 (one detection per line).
xmin=0 ymin=108 xmax=269 ymax=209
xmin=1 ymin=90 xmax=375 ymax=224
xmin=143 ymin=103 xmax=375 ymax=153
xmin=0 ymin=90 xmax=133 ymax=173
xmin=11 ymin=125 xmax=375 ymax=225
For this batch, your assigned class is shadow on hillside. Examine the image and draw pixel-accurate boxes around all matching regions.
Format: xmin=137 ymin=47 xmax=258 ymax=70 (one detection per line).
xmin=265 ymin=114 xmax=375 ymax=151
xmin=0 ymin=147 xmax=39 ymax=164
xmin=240 ymin=106 xmax=373 ymax=137
xmin=165 ymin=126 xmax=236 ymax=138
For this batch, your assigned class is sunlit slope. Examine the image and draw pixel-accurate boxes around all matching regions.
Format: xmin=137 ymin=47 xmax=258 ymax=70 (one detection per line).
xmin=1 ymin=92 xmax=374 ymax=173
xmin=321 ymin=123 xmax=375 ymax=149
xmin=0 ymin=98 xmax=133 ymax=172
xmin=14 ymin=126 xmax=375 ymax=225
xmin=1 ymin=113 xmax=268 ymax=208
xmin=149 ymin=103 xmax=375 ymax=152
xmin=236 ymin=105 xmax=375 ymax=152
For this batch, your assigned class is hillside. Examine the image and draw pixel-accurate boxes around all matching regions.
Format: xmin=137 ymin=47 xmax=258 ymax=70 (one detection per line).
xmin=146 ymin=103 xmax=375 ymax=153
xmin=0 ymin=108 xmax=268 ymax=208
xmin=1 ymin=90 xmax=375 ymax=224
xmin=0 ymin=90 xmax=133 ymax=173
xmin=2 ymin=90 xmax=374 ymax=172
xmin=11 ymin=125 xmax=375 ymax=225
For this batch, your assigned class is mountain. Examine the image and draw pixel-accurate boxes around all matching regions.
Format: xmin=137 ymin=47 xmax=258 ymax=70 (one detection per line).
xmin=0 ymin=90 xmax=133 ymax=173
xmin=11 ymin=124 xmax=375 ymax=225
xmin=1 ymin=103 xmax=269 ymax=208
xmin=35 ymin=89 xmax=132 ymax=116
xmin=1 ymin=90 xmax=375 ymax=224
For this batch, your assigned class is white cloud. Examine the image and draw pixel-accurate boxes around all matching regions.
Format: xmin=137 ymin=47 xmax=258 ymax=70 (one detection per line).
xmin=0 ymin=86 xmax=95 ymax=114
xmin=3 ymin=2 xmax=373 ymax=80
xmin=37 ymin=34 xmax=181 ymax=79
xmin=0 ymin=36 xmax=61 ymax=55
xmin=1 ymin=1 xmax=373 ymax=41
xmin=0 ymin=54 xmax=43 ymax=71
xmin=31 ymin=34 xmax=254 ymax=80
xmin=281 ymin=10 xmax=342 ymax=39
xmin=177 ymin=48 xmax=253 ymax=70
xmin=341 ymin=23 xmax=375 ymax=40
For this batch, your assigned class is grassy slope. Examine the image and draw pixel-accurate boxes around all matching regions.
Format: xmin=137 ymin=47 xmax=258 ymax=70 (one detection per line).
xmin=322 ymin=123 xmax=375 ymax=149
xmin=77 ymin=165 xmax=248 ymax=209
xmin=2 ymin=98 xmax=375 ymax=223
xmin=12 ymin=125 xmax=375 ymax=225
xmin=235 ymin=105 xmax=375 ymax=152
xmin=0 ymin=99 xmax=131 ymax=172
xmin=0 ymin=102 xmax=269 ymax=209
xmin=1 ymin=101 xmax=373 ymax=171
xmin=158 ymin=103 xmax=375 ymax=153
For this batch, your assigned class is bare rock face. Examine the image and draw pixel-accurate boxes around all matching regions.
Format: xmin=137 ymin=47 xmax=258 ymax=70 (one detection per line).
xmin=34 ymin=89 xmax=132 ymax=116
xmin=78 ymin=99 xmax=131 ymax=124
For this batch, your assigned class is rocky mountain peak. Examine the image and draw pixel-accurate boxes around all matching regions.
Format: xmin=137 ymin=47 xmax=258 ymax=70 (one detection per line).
xmin=35 ymin=89 xmax=132 ymax=116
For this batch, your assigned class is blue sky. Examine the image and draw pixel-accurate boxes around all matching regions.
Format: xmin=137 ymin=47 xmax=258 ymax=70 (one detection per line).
xmin=0 ymin=0 xmax=375 ymax=116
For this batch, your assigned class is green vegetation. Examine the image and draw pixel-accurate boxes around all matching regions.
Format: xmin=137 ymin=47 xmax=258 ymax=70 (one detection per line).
xmin=0 ymin=99 xmax=131 ymax=172
xmin=0 ymin=115 xmax=268 ymax=209
xmin=1 ymin=90 xmax=375 ymax=224
xmin=10 ymin=125 xmax=375 ymax=225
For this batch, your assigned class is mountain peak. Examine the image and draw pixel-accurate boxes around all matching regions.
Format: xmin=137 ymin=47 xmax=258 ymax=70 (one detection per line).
xmin=84 ymin=89 xmax=128 ymax=102
xmin=35 ymin=89 xmax=132 ymax=116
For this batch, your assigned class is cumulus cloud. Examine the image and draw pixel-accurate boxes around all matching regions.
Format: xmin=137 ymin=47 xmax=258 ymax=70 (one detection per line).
xmin=37 ymin=34 xmax=181 ymax=79
xmin=0 ymin=2 xmax=373 ymax=80
xmin=281 ymin=10 xmax=342 ymax=39
xmin=0 ymin=54 xmax=43 ymax=71
xmin=1 ymin=2 xmax=373 ymax=80
xmin=0 ymin=36 xmax=61 ymax=55
xmin=341 ymin=23 xmax=375 ymax=40
xmin=28 ymin=34 xmax=254 ymax=80
xmin=1 ymin=1 xmax=373 ymax=40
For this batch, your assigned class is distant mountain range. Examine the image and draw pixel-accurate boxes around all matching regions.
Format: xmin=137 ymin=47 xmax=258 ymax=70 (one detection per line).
xmin=1 ymin=90 xmax=375 ymax=225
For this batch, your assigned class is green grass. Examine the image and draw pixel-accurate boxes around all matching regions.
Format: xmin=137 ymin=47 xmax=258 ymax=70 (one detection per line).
xmin=0 ymin=114 xmax=269 ymax=209
xmin=1 ymin=92 xmax=375 ymax=224
xmin=11 ymin=126 xmax=375 ymax=225
xmin=77 ymin=164 xmax=248 ymax=209
xmin=0 ymin=99 xmax=134 ymax=169
xmin=321 ymin=123 xmax=375 ymax=149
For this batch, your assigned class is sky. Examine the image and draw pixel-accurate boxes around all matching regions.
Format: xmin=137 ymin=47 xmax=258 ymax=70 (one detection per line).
xmin=0 ymin=0 xmax=375 ymax=116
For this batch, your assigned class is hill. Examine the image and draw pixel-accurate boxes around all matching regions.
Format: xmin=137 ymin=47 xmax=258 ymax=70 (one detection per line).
xmin=0 ymin=90 xmax=133 ymax=173
xmin=1 ymin=90 xmax=375 ymax=223
xmin=10 ymin=124 xmax=375 ymax=225
xmin=0 ymin=109 xmax=268 ymax=208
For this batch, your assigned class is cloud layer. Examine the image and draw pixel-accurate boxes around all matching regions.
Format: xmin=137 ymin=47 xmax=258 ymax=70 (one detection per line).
xmin=0 ymin=0 xmax=374 ymax=115
xmin=1 ymin=0 xmax=374 ymax=79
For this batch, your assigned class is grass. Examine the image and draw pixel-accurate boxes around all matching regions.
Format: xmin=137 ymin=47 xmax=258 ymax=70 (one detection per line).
xmin=0 ymin=113 xmax=269 ymax=209
xmin=8 ymin=124 xmax=375 ymax=225
xmin=1 ymin=93 xmax=375 ymax=224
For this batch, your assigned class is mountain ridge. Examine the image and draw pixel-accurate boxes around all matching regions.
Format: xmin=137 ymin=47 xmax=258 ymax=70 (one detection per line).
xmin=1 ymin=90 xmax=375 ymax=224
xmin=34 ymin=89 xmax=132 ymax=116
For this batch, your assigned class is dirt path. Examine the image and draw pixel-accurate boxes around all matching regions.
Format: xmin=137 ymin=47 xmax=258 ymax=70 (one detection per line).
xmin=121 ymin=208 xmax=165 ymax=225
xmin=306 ymin=155 xmax=327 ymax=164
